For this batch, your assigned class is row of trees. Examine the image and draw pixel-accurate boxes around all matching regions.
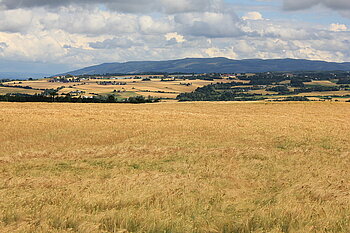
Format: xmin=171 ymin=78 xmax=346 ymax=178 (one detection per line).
xmin=0 ymin=94 xmax=160 ymax=104
xmin=266 ymin=85 xmax=341 ymax=95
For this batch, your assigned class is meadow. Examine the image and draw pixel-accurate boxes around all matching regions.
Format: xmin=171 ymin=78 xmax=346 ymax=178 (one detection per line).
xmin=0 ymin=102 xmax=350 ymax=232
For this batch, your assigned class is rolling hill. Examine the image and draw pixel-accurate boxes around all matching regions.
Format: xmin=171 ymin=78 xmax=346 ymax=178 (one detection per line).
xmin=63 ymin=57 xmax=350 ymax=75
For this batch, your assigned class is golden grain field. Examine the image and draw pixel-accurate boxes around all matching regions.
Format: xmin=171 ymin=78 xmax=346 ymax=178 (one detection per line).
xmin=0 ymin=102 xmax=350 ymax=232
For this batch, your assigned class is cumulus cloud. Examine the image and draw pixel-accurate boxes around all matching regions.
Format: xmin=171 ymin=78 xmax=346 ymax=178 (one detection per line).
xmin=242 ymin=12 xmax=263 ymax=20
xmin=139 ymin=15 xmax=173 ymax=34
xmin=40 ymin=8 xmax=139 ymax=35
xmin=0 ymin=9 xmax=34 ymax=33
xmin=330 ymin=23 xmax=348 ymax=32
xmin=165 ymin=32 xmax=186 ymax=43
xmin=0 ymin=0 xmax=349 ymax=71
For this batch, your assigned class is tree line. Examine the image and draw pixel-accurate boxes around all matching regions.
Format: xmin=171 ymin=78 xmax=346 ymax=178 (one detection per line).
xmin=0 ymin=93 xmax=160 ymax=104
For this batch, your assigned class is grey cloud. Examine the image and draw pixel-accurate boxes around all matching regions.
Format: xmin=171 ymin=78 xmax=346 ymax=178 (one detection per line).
xmin=39 ymin=7 xmax=239 ymax=38
xmin=1 ymin=0 xmax=350 ymax=67
xmin=0 ymin=0 xmax=225 ymax=14
xmin=0 ymin=42 xmax=8 ymax=52
xmin=164 ymin=38 xmax=180 ymax=46
xmin=40 ymin=9 xmax=139 ymax=35
xmin=89 ymin=38 xmax=141 ymax=49
xmin=107 ymin=0 xmax=225 ymax=14
xmin=339 ymin=10 xmax=350 ymax=18
xmin=241 ymin=20 xmax=335 ymax=41
xmin=283 ymin=0 xmax=350 ymax=10
xmin=175 ymin=12 xmax=242 ymax=38
xmin=0 ymin=0 xmax=71 ymax=9
xmin=0 ymin=9 xmax=34 ymax=33
xmin=283 ymin=0 xmax=319 ymax=10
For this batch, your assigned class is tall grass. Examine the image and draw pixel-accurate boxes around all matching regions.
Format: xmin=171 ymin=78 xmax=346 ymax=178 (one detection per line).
xmin=0 ymin=102 xmax=349 ymax=232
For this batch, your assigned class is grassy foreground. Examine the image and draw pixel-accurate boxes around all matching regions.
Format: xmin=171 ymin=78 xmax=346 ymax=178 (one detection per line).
xmin=0 ymin=102 xmax=350 ymax=232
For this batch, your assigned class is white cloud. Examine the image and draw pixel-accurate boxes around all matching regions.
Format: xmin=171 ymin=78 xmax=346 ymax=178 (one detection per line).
xmin=40 ymin=8 xmax=139 ymax=35
xmin=0 ymin=9 xmax=34 ymax=33
xmin=139 ymin=15 xmax=173 ymax=34
xmin=329 ymin=23 xmax=348 ymax=32
xmin=242 ymin=12 xmax=263 ymax=20
xmin=165 ymin=32 xmax=186 ymax=43
xmin=0 ymin=0 xmax=349 ymax=72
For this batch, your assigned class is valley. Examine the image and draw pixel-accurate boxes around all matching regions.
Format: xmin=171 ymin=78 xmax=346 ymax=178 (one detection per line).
xmin=1 ymin=71 xmax=350 ymax=102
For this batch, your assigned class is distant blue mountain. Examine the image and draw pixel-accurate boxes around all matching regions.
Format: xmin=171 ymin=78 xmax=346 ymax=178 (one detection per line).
xmin=63 ymin=57 xmax=350 ymax=75
xmin=0 ymin=72 xmax=51 ymax=80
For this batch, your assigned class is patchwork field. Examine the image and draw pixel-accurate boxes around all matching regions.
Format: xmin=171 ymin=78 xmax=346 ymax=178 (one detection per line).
xmin=2 ymin=77 xmax=230 ymax=99
xmin=2 ymin=72 xmax=350 ymax=102
xmin=0 ymin=102 xmax=350 ymax=232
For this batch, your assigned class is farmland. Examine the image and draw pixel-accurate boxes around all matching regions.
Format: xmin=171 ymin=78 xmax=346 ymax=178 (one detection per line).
xmin=1 ymin=71 xmax=350 ymax=102
xmin=1 ymin=75 xmax=229 ymax=100
xmin=1 ymin=102 xmax=350 ymax=232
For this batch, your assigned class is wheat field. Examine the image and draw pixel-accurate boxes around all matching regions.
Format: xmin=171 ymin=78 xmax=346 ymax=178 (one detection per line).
xmin=0 ymin=102 xmax=350 ymax=232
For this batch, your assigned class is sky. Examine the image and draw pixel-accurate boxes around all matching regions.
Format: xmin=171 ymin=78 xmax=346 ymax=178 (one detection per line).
xmin=0 ymin=0 xmax=350 ymax=74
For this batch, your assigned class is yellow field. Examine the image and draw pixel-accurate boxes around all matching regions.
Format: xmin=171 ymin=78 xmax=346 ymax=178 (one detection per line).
xmin=5 ymin=79 xmax=66 ymax=90
xmin=297 ymin=91 xmax=350 ymax=96
xmin=1 ymin=102 xmax=350 ymax=232
xmin=248 ymin=89 xmax=278 ymax=95
xmin=304 ymin=80 xmax=338 ymax=86
xmin=0 ymin=87 xmax=41 ymax=95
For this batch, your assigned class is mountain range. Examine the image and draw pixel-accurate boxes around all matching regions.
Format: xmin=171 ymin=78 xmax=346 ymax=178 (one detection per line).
xmin=64 ymin=57 xmax=350 ymax=75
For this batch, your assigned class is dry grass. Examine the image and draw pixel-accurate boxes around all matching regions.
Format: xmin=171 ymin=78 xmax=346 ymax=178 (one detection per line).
xmin=4 ymin=80 xmax=66 ymax=90
xmin=0 ymin=102 xmax=350 ymax=232
xmin=296 ymin=91 xmax=350 ymax=97
xmin=248 ymin=89 xmax=278 ymax=95
xmin=304 ymin=81 xmax=338 ymax=86
xmin=0 ymin=87 xmax=40 ymax=95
